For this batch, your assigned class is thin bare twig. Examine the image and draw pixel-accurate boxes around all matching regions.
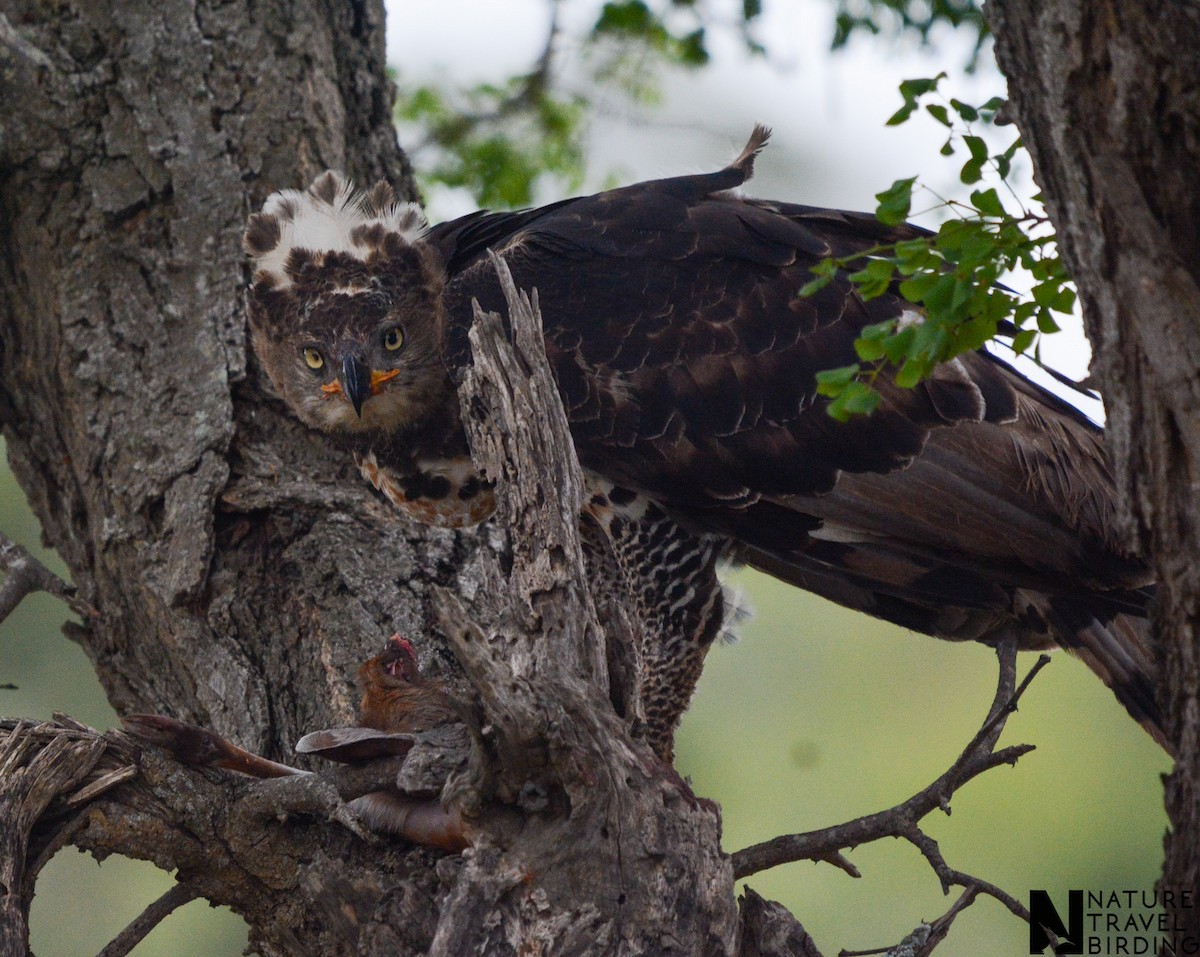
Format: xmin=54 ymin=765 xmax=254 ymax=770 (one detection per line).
xmin=733 ymin=641 xmax=1048 ymax=953
xmin=95 ymin=882 xmax=201 ymax=957
xmin=840 ymin=886 xmax=983 ymax=957
xmin=916 ymin=886 xmax=981 ymax=954
xmin=732 ymin=642 xmax=1042 ymax=880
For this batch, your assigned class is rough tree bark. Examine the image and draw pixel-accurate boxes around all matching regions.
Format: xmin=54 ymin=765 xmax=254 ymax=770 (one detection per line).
xmin=0 ymin=1 xmax=461 ymax=952
xmin=988 ymin=0 xmax=1200 ymax=934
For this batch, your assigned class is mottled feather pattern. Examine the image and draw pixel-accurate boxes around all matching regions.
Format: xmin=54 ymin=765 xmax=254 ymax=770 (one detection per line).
xmin=359 ymin=452 xmax=496 ymax=528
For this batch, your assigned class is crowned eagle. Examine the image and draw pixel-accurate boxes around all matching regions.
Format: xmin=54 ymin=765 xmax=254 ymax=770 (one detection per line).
xmin=244 ymin=126 xmax=1162 ymax=759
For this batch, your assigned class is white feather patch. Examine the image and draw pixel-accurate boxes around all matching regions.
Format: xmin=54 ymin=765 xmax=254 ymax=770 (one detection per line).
xmin=252 ymin=173 xmax=428 ymax=288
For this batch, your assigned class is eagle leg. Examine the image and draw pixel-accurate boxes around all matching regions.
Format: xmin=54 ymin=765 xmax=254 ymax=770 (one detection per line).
xmin=585 ymin=487 xmax=729 ymax=761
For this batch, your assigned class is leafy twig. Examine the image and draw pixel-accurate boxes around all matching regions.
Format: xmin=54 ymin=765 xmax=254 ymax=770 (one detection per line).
xmin=808 ymin=78 xmax=1076 ymax=420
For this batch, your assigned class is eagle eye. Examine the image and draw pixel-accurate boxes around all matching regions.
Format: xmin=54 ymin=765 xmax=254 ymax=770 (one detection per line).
xmin=383 ymin=326 xmax=404 ymax=351
xmin=302 ymin=347 xmax=324 ymax=370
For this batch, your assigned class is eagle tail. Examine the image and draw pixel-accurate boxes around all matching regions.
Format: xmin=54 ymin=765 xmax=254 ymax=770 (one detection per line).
xmin=729 ymin=123 xmax=772 ymax=177
xmin=1045 ymin=599 xmax=1169 ymax=754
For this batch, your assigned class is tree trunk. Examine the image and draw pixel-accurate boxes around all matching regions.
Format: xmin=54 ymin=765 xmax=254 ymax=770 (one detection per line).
xmin=0 ymin=2 xmax=741 ymax=954
xmin=988 ymin=0 xmax=1200 ymax=931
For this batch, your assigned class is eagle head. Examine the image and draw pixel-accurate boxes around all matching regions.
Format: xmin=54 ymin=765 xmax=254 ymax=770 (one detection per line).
xmin=243 ymin=172 xmax=453 ymax=436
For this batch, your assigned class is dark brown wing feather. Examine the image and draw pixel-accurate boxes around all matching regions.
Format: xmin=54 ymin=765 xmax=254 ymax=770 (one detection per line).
xmin=426 ymin=152 xmax=1163 ymax=748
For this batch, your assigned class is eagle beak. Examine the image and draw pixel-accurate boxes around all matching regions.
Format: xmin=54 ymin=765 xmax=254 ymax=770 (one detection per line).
xmin=340 ymin=353 xmax=372 ymax=417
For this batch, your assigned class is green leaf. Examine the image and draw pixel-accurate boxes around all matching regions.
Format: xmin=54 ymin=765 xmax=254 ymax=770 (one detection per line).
xmin=958 ymin=315 xmax=999 ymax=351
xmin=859 ymin=319 xmax=896 ymax=341
xmin=888 ymin=73 xmax=946 ymax=126
xmin=1032 ymin=279 xmax=1076 ymax=313
xmin=882 ymin=325 xmax=917 ymax=363
xmin=895 ymin=357 xmax=930 ymax=389
xmin=798 ymin=273 xmax=834 ymax=298
xmin=826 ymin=379 xmax=881 ymax=421
xmin=950 ymin=98 xmax=979 ymax=122
xmin=815 ymin=364 xmax=860 ymax=396
xmin=995 ymin=138 xmax=1021 ymax=179
xmin=875 ymin=176 xmax=917 ymax=225
xmin=898 ymin=74 xmax=945 ymax=100
xmin=925 ymin=103 xmax=951 ymax=127
xmin=950 ymin=274 xmax=974 ymax=312
xmin=1037 ymin=311 xmax=1062 ymax=334
xmin=898 ymin=271 xmax=940 ymax=302
xmin=894 ymin=239 xmax=937 ymax=274
xmin=826 ymin=399 xmax=852 ymax=423
xmin=922 ymin=273 xmax=958 ymax=313
xmin=1013 ymin=301 xmax=1038 ymax=326
xmin=1029 ymin=258 xmax=1056 ymax=281
xmin=855 ymin=337 xmax=886 ymax=361
xmin=1012 ymin=329 xmax=1037 ymax=354
xmin=594 ymin=1 xmax=656 ymax=35
xmin=1051 ymin=287 xmax=1076 ymax=312
xmin=854 ymin=320 xmax=894 ymax=361
xmin=970 ymin=187 xmax=1005 ymax=217
xmin=849 ymin=258 xmax=897 ymax=299
xmin=963 ymin=135 xmax=989 ymax=161
xmin=960 ymin=157 xmax=985 ymax=184
xmin=832 ymin=381 xmax=882 ymax=419
xmin=675 ymin=28 xmax=709 ymax=66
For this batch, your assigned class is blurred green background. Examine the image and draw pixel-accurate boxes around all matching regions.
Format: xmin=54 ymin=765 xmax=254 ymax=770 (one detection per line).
xmin=1 ymin=437 xmax=1168 ymax=956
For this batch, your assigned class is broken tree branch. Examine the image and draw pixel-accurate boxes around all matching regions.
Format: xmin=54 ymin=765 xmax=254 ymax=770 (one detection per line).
xmin=0 ymin=714 xmax=470 ymax=956
xmin=0 ymin=718 xmax=138 ymax=957
xmin=0 ymin=532 xmax=91 ymax=623
xmin=424 ymin=254 xmax=737 ymax=956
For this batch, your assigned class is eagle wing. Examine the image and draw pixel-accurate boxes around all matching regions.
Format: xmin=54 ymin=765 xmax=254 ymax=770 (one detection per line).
xmin=430 ymin=163 xmax=1134 ymax=563
xmin=426 ymin=144 xmax=1160 ymax=743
